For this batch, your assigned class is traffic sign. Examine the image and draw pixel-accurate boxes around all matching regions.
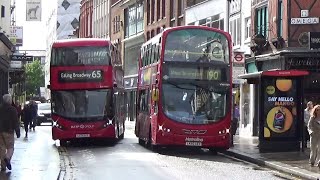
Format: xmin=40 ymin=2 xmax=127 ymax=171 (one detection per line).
xmin=234 ymin=53 xmax=243 ymax=62
xmin=233 ymin=51 xmax=245 ymax=64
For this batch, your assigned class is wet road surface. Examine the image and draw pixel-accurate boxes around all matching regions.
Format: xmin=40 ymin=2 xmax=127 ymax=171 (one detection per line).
xmin=62 ymin=122 xmax=297 ymax=180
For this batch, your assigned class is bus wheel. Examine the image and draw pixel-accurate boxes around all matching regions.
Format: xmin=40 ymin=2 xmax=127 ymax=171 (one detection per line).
xmin=138 ymin=138 xmax=145 ymax=146
xmin=209 ymin=148 xmax=218 ymax=155
xmin=60 ymin=140 xmax=67 ymax=147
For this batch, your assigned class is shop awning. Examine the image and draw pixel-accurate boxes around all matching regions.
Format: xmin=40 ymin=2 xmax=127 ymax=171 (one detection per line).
xmin=238 ymin=70 xmax=309 ymax=84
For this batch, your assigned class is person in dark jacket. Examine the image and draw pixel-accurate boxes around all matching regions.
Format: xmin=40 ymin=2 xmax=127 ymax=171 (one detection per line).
xmin=22 ymin=103 xmax=33 ymax=138
xmin=0 ymin=94 xmax=20 ymax=171
xmin=29 ymin=100 xmax=38 ymax=131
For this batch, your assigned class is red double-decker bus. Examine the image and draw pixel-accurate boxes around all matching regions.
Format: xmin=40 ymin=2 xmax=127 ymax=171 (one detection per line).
xmin=135 ymin=26 xmax=232 ymax=151
xmin=49 ymin=38 xmax=125 ymax=145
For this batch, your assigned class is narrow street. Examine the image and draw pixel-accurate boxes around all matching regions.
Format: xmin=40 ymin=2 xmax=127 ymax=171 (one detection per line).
xmin=61 ymin=122 xmax=296 ymax=180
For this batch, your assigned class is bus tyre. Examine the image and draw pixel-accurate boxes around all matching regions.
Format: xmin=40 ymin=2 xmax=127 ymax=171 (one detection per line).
xmin=209 ymin=148 xmax=218 ymax=155
xmin=138 ymin=138 xmax=145 ymax=146
xmin=60 ymin=140 xmax=67 ymax=147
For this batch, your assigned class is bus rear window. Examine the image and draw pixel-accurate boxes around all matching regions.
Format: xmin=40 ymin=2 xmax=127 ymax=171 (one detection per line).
xmin=51 ymin=46 xmax=111 ymax=66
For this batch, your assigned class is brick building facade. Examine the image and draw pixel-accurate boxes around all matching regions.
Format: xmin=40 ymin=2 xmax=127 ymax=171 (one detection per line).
xmin=79 ymin=0 xmax=93 ymax=38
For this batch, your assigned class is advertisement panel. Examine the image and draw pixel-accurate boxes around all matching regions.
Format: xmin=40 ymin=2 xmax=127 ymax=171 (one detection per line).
xmin=9 ymin=26 xmax=23 ymax=46
xmin=26 ymin=0 xmax=41 ymax=21
xmin=262 ymin=78 xmax=298 ymax=139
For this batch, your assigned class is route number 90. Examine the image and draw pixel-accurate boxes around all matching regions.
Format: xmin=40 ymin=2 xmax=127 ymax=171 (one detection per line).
xmin=207 ymin=70 xmax=220 ymax=80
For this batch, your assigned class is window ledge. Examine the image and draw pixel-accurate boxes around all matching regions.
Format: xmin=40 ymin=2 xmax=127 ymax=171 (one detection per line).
xmin=244 ymin=38 xmax=251 ymax=44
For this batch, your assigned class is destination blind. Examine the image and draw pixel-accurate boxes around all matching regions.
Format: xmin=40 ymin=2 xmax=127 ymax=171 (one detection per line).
xmin=58 ymin=70 xmax=103 ymax=82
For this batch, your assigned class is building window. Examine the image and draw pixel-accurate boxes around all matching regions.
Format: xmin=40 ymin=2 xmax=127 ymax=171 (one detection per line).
xmin=178 ymin=0 xmax=184 ymax=16
xmin=162 ymin=0 xmax=165 ymax=18
xmin=170 ymin=0 xmax=175 ymax=20
xmin=255 ymin=6 xmax=268 ymax=37
xmin=151 ymin=0 xmax=155 ymax=22
xmin=278 ymin=0 xmax=283 ymax=37
xmin=245 ymin=17 xmax=251 ymax=40
xmin=125 ymin=1 xmax=144 ymax=38
xmin=157 ymin=0 xmax=160 ymax=20
xmin=1 ymin=6 xmax=5 ymax=18
xmin=147 ymin=0 xmax=150 ymax=24
xmin=113 ymin=15 xmax=121 ymax=34
xmin=230 ymin=16 xmax=241 ymax=46
xmin=178 ymin=17 xmax=183 ymax=26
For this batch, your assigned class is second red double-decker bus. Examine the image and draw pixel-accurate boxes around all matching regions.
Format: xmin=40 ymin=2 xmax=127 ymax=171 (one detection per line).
xmin=49 ymin=38 xmax=125 ymax=145
xmin=135 ymin=26 xmax=232 ymax=151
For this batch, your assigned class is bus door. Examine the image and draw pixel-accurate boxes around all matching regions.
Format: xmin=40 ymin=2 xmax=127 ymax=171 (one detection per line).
xmin=137 ymin=89 xmax=150 ymax=139
xmin=150 ymin=84 xmax=159 ymax=143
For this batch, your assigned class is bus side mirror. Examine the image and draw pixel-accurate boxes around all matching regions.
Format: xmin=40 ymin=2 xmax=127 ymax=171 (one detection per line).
xmin=151 ymin=88 xmax=159 ymax=102
xmin=47 ymin=85 xmax=50 ymax=89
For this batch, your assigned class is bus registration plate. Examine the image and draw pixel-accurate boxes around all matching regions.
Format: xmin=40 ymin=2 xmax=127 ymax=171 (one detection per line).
xmin=186 ymin=142 xmax=202 ymax=146
xmin=76 ymin=134 xmax=90 ymax=138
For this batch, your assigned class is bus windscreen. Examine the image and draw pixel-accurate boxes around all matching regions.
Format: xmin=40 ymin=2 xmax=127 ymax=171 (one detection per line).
xmin=51 ymin=89 xmax=113 ymax=121
xmin=164 ymin=29 xmax=229 ymax=63
xmin=51 ymin=46 xmax=111 ymax=66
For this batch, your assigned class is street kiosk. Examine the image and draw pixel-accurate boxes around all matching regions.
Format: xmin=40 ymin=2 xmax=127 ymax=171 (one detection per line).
xmin=239 ymin=70 xmax=309 ymax=152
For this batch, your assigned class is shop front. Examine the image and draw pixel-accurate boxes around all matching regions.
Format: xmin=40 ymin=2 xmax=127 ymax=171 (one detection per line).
xmin=124 ymin=74 xmax=138 ymax=121
xmin=0 ymin=33 xmax=13 ymax=103
xmin=123 ymin=32 xmax=144 ymax=121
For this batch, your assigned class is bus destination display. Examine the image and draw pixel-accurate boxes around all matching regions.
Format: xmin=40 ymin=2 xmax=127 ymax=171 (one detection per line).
xmin=59 ymin=70 xmax=103 ymax=82
xmin=166 ymin=66 xmax=221 ymax=81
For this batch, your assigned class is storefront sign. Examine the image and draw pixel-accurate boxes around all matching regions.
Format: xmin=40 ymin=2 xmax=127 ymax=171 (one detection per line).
xmin=58 ymin=70 xmax=103 ymax=82
xmin=286 ymin=57 xmax=320 ymax=70
xmin=10 ymin=55 xmax=33 ymax=61
xmin=262 ymin=78 xmax=298 ymax=139
xmin=10 ymin=61 xmax=23 ymax=69
xmin=309 ymin=32 xmax=320 ymax=49
xmin=291 ymin=17 xmax=319 ymax=24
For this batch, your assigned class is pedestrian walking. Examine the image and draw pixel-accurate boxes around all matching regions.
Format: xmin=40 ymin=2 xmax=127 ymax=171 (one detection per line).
xmin=230 ymin=104 xmax=240 ymax=147
xmin=29 ymin=100 xmax=38 ymax=131
xmin=22 ymin=103 xmax=33 ymax=138
xmin=304 ymin=101 xmax=313 ymax=147
xmin=0 ymin=94 xmax=21 ymax=171
xmin=307 ymin=105 xmax=320 ymax=166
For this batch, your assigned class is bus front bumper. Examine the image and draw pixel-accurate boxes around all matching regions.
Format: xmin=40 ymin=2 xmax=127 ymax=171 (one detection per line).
xmin=52 ymin=125 xmax=116 ymax=140
xmin=155 ymin=132 xmax=230 ymax=149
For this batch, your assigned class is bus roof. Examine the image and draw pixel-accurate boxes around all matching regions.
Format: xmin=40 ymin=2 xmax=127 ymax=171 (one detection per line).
xmin=52 ymin=38 xmax=111 ymax=48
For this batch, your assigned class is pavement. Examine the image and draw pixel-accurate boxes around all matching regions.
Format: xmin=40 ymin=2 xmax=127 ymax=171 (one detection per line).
xmin=223 ymin=135 xmax=320 ymax=180
xmin=0 ymin=125 xmax=60 ymax=180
